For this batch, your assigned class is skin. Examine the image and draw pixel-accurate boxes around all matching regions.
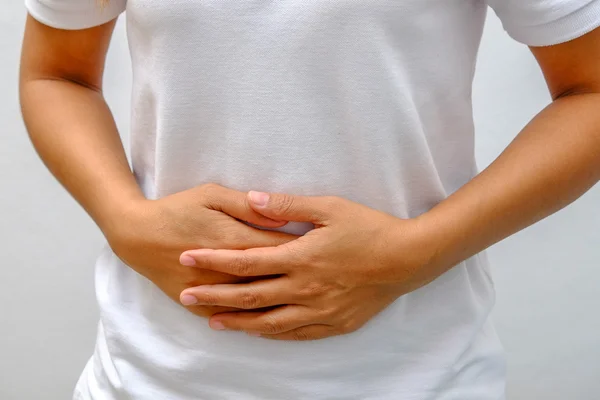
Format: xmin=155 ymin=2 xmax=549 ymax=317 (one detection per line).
xmin=20 ymin=14 xmax=600 ymax=340
xmin=180 ymin=28 xmax=600 ymax=340
xmin=19 ymin=15 xmax=298 ymax=318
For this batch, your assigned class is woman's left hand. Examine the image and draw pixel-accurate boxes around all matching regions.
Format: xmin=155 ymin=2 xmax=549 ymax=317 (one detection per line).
xmin=179 ymin=191 xmax=446 ymax=341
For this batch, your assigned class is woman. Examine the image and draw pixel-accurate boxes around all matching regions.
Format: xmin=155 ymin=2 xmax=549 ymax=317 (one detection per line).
xmin=20 ymin=0 xmax=600 ymax=399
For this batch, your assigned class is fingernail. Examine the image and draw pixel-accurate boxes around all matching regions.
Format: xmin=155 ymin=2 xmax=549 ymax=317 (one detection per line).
xmin=180 ymin=255 xmax=196 ymax=266
xmin=247 ymin=332 xmax=261 ymax=337
xmin=180 ymin=294 xmax=197 ymax=305
xmin=249 ymin=191 xmax=269 ymax=207
xmin=210 ymin=320 xmax=226 ymax=330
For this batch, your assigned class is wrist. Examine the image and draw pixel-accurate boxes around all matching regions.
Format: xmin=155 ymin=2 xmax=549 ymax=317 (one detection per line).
xmin=379 ymin=216 xmax=447 ymax=288
xmin=96 ymin=194 xmax=151 ymax=245
xmin=413 ymin=203 xmax=474 ymax=272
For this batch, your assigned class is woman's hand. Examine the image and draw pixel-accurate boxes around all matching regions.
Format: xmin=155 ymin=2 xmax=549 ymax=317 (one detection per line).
xmin=179 ymin=191 xmax=446 ymax=340
xmin=106 ymin=184 xmax=297 ymax=318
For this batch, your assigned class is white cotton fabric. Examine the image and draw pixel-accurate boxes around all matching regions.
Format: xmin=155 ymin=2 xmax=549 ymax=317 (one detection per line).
xmin=25 ymin=0 xmax=600 ymax=399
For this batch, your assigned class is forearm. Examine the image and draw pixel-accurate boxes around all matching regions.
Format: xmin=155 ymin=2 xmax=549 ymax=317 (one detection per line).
xmin=421 ymin=93 xmax=600 ymax=269
xmin=20 ymin=79 xmax=145 ymax=236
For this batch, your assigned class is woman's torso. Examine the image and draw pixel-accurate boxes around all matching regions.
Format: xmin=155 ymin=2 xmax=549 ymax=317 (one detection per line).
xmin=78 ymin=1 xmax=506 ymax=399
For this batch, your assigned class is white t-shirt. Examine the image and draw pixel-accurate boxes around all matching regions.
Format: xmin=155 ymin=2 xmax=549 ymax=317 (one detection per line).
xmin=26 ymin=1 xmax=600 ymax=399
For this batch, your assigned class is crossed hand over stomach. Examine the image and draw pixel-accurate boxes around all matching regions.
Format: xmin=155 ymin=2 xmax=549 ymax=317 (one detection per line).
xmin=177 ymin=190 xmax=442 ymax=341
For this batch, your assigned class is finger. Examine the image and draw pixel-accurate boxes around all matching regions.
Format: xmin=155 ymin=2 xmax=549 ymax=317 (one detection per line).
xmin=180 ymin=278 xmax=293 ymax=309
xmin=210 ymin=305 xmax=320 ymax=335
xmin=201 ymin=184 xmax=286 ymax=228
xmin=247 ymin=191 xmax=334 ymax=224
xmin=231 ymin=223 xmax=299 ymax=249
xmin=260 ymin=324 xmax=337 ymax=341
xmin=180 ymin=247 xmax=291 ymax=276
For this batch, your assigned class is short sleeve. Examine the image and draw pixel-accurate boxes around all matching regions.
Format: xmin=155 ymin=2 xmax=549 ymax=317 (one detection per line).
xmin=486 ymin=0 xmax=600 ymax=46
xmin=25 ymin=0 xmax=126 ymax=30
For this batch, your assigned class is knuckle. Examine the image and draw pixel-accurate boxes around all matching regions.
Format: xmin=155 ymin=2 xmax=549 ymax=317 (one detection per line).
xmin=316 ymin=307 xmax=334 ymax=320
xmin=201 ymin=183 xmax=219 ymax=193
xmin=275 ymin=195 xmax=295 ymax=216
xmin=230 ymin=255 xmax=253 ymax=276
xmin=262 ymin=318 xmax=281 ymax=335
xmin=299 ymin=281 xmax=326 ymax=298
xmin=292 ymin=328 xmax=311 ymax=341
xmin=239 ymin=291 xmax=261 ymax=309
xmin=262 ymin=316 xmax=284 ymax=334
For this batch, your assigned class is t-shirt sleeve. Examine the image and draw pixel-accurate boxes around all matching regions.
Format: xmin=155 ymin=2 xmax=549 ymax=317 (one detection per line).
xmin=486 ymin=0 xmax=600 ymax=46
xmin=25 ymin=0 xmax=126 ymax=30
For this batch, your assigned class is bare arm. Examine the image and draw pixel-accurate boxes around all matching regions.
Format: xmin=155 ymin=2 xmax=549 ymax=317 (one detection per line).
xmin=422 ymin=27 xmax=600 ymax=269
xmin=20 ymin=15 xmax=296 ymax=317
xmin=20 ymin=15 xmax=142 ymax=236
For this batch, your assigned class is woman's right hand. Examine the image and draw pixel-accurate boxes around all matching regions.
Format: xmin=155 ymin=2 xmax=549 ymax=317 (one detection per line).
xmin=105 ymin=183 xmax=297 ymax=318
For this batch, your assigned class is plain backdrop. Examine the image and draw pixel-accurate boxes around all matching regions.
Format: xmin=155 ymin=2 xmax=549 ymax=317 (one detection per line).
xmin=1 ymin=3 xmax=599 ymax=400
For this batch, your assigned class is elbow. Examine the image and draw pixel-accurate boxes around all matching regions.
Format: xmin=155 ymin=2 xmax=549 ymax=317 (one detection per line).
xmin=550 ymin=81 xmax=600 ymax=101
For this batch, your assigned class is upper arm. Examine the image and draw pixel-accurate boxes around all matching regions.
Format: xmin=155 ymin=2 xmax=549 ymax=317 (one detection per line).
xmin=484 ymin=0 xmax=600 ymax=100
xmin=20 ymin=0 xmax=126 ymax=91
xmin=530 ymin=28 xmax=600 ymax=100
xmin=20 ymin=15 xmax=116 ymax=91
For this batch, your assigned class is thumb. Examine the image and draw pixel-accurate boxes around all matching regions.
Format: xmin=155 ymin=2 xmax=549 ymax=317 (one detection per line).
xmin=247 ymin=191 xmax=329 ymax=223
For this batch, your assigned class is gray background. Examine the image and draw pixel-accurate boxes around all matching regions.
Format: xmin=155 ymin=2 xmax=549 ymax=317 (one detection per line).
xmin=1 ymin=3 xmax=599 ymax=400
